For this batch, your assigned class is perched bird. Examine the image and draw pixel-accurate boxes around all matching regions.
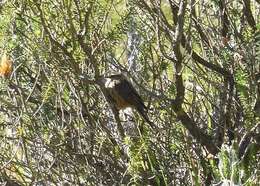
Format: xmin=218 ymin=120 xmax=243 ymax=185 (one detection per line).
xmin=0 ymin=53 xmax=13 ymax=78
xmin=99 ymin=73 xmax=155 ymax=129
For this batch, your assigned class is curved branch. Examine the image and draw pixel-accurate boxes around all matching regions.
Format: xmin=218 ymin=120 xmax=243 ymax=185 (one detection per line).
xmin=243 ymin=0 xmax=257 ymax=32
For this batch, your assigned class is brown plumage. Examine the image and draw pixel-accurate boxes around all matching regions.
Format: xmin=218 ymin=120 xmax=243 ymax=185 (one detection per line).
xmin=101 ymin=74 xmax=154 ymax=128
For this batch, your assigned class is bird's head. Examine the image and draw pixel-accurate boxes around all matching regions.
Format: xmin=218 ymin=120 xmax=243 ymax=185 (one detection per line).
xmin=96 ymin=73 xmax=127 ymax=88
xmin=106 ymin=73 xmax=126 ymax=80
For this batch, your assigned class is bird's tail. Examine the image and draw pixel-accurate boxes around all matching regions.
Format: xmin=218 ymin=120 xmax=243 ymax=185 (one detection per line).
xmin=137 ymin=107 xmax=156 ymax=129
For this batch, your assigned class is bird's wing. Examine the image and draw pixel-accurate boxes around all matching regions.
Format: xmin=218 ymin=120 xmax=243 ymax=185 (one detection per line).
xmin=113 ymin=79 xmax=146 ymax=110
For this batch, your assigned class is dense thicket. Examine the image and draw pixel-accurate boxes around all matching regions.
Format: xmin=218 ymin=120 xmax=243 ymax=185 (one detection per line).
xmin=0 ymin=0 xmax=259 ymax=185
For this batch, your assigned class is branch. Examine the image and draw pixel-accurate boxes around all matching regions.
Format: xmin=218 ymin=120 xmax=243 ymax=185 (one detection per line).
xmin=171 ymin=1 xmax=232 ymax=79
xmin=171 ymin=103 xmax=219 ymax=155
xmin=219 ymin=0 xmax=230 ymax=37
xmin=172 ymin=0 xmax=186 ymax=105
xmin=171 ymin=0 xmax=218 ymax=155
xmin=33 ymin=2 xmax=80 ymax=74
xmin=243 ymin=0 xmax=257 ymax=32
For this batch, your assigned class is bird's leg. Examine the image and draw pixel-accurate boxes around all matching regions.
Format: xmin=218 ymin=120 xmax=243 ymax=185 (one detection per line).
xmin=112 ymin=107 xmax=126 ymax=139
xmin=137 ymin=122 xmax=144 ymax=136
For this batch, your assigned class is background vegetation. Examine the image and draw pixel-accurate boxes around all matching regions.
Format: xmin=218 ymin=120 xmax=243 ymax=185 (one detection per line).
xmin=0 ymin=0 xmax=259 ymax=185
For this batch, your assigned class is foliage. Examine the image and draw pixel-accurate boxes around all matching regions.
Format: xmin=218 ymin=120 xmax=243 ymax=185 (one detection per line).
xmin=0 ymin=0 xmax=259 ymax=185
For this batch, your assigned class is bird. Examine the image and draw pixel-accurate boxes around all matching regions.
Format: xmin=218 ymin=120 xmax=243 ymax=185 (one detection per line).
xmin=0 ymin=53 xmax=13 ymax=78
xmin=99 ymin=73 xmax=155 ymax=129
